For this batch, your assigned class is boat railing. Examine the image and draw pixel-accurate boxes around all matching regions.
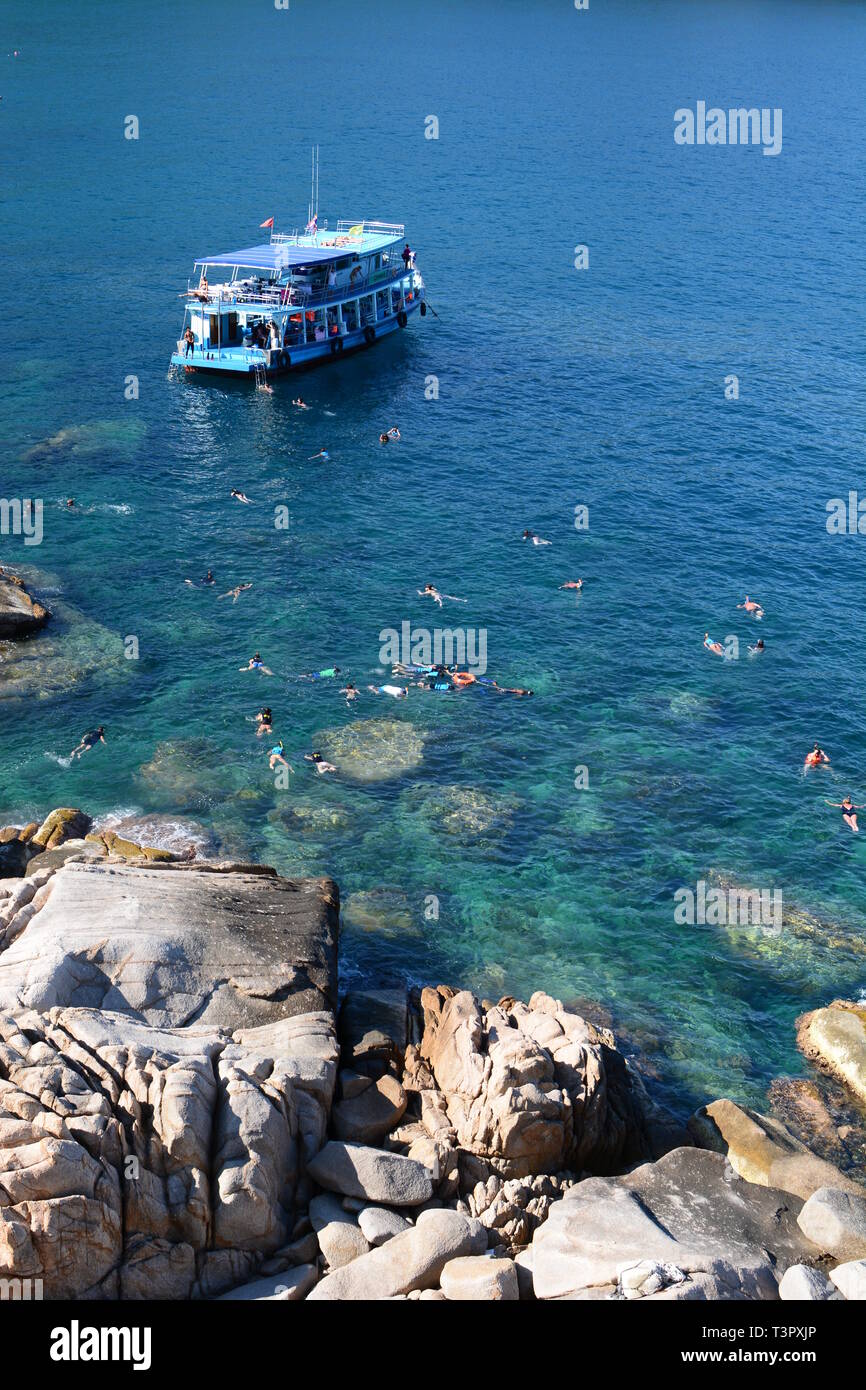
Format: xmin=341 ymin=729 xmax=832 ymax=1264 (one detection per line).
xmin=336 ymin=219 xmax=405 ymax=237
xmin=184 ymin=263 xmax=415 ymax=311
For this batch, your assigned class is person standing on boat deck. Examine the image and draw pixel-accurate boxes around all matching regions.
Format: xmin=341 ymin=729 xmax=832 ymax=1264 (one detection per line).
xmin=184 ymin=328 xmax=195 ymax=357
xmin=401 ymin=243 xmax=413 ymax=271
xmin=327 ymin=266 xmax=337 ymax=291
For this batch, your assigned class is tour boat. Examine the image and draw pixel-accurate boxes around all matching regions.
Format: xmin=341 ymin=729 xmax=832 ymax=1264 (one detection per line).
xmin=169 ymin=219 xmax=426 ymax=380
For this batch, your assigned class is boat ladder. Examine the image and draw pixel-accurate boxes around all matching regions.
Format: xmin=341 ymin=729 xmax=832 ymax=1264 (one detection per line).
xmin=254 ymin=362 xmax=270 ymax=391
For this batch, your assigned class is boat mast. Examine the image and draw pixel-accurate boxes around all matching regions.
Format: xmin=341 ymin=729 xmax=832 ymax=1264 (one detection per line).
xmin=308 ymin=144 xmax=320 ymax=238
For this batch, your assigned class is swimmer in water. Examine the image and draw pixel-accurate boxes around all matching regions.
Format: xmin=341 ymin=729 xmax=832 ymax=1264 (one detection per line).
xmin=749 ymin=638 xmax=765 ymax=655
xmin=559 ymin=580 xmax=583 ymax=591
xmin=69 ymin=726 xmax=105 ymax=760
xmin=489 ymin=683 xmax=534 ymax=696
xmin=219 ymin=583 xmax=253 ymax=603
xmin=268 ymin=740 xmax=293 ymax=772
xmin=418 ymin=584 xmax=466 ymax=607
xmin=416 ymin=676 xmax=454 ymax=691
xmin=292 ymin=398 xmax=310 ymax=409
xmin=826 ymin=797 xmax=863 ymax=832
xmin=305 ymin=751 xmax=336 ymax=774
xmin=804 ymin=742 xmax=830 ymax=770
xmin=340 ymin=682 xmax=359 ymax=705
xmin=522 ymin=529 xmax=551 ymax=546
xmin=185 ymin=569 xmax=215 ymax=587
xmin=66 ymin=498 xmax=75 ymax=509
xmin=309 ymin=450 xmax=330 ymax=462
xmin=379 ymin=426 xmax=401 ymax=443
xmin=737 ymin=596 xmax=764 ymax=620
xmin=368 ymin=684 xmax=408 ymax=698
xmin=298 ymin=666 xmax=341 ymax=681
xmin=240 ymin=653 xmax=273 ymax=675
xmin=230 ymin=489 xmax=251 ymax=504
xmin=703 ymin=632 xmax=724 ymax=657
xmin=256 ymin=707 xmax=273 ymax=736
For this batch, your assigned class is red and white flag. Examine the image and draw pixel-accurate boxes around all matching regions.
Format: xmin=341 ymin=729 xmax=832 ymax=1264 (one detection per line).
xmin=260 ymin=216 xmax=274 ymax=229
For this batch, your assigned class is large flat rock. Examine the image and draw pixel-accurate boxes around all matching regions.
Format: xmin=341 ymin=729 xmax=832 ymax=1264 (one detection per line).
xmin=0 ymin=861 xmax=338 ymax=1028
xmin=532 ymin=1147 xmax=819 ymax=1301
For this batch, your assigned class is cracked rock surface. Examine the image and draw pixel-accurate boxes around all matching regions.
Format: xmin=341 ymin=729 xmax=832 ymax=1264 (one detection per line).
xmin=0 ymin=856 xmax=340 ymax=1298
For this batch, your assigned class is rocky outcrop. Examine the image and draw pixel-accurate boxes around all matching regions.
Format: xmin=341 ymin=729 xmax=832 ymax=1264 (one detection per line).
xmin=413 ymin=986 xmax=660 ymax=1180
xmin=307 ymin=1208 xmax=485 ymax=1300
xmin=796 ymin=1186 xmax=866 ymax=1261
xmin=0 ymin=1006 xmax=338 ymax=1298
xmin=688 ymin=1098 xmax=863 ymax=1200
xmin=0 ymin=860 xmax=338 ymax=1025
xmin=0 ymin=834 xmax=341 ymax=1300
xmin=0 ymin=823 xmax=40 ymax=876
xmin=798 ymin=1001 xmax=866 ymax=1106
xmin=531 ymin=1147 xmax=818 ymax=1301
xmin=0 ymin=570 xmax=50 ymax=638
xmin=31 ymin=808 xmax=92 ymax=851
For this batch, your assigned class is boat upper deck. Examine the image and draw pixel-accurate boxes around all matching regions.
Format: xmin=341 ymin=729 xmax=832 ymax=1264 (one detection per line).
xmin=193 ymin=220 xmax=407 ymax=273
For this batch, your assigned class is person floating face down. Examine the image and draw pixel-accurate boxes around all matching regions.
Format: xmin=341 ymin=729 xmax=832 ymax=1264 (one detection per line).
xmin=70 ymin=726 xmax=105 ymax=760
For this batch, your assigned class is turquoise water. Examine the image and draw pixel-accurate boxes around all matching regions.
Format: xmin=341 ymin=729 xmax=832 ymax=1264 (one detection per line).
xmin=2 ymin=0 xmax=865 ymax=1116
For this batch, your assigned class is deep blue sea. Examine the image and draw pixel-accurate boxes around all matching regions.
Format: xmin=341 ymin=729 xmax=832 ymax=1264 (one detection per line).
xmin=1 ymin=0 xmax=865 ymax=1117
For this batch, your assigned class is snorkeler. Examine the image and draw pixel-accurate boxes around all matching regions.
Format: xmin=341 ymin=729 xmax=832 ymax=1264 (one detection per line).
xmin=488 ymin=682 xmax=534 ymax=696
xmin=368 ymin=684 xmax=408 ymax=698
xmin=66 ymin=498 xmax=75 ymax=509
xmin=69 ymin=726 xmax=105 ymax=759
xmin=255 ymin=707 xmax=273 ymax=735
xmin=230 ymin=489 xmax=251 ymax=504
xmin=379 ymin=426 xmax=401 ymax=443
xmin=804 ymin=742 xmax=830 ymax=769
xmin=825 ymin=797 xmax=863 ymax=832
xmin=240 ymin=653 xmax=273 ymax=675
xmin=415 ymin=676 xmax=454 ymax=691
xmin=703 ymin=632 xmax=724 ymax=657
xmin=749 ymin=638 xmax=765 ymax=655
xmin=219 ymin=583 xmax=253 ymax=603
xmin=309 ymin=450 xmax=330 ymax=462
xmin=298 ymin=666 xmax=341 ymax=681
xmin=559 ymin=580 xmax=583 ymax=591
xmin=292 ymin=398 xmax=310 ymax=409
xmin=305 ymin=751 xmax=337 ymax=774
xmin=522 ymin=529 xmax=551 ymax=546
xmin=340 ymin=682 xmax=359 ymax=705
xmin=737 ymin=596 xmax=764 ymax=620
xmin=268 ymin=741 xmax=293 ymax=772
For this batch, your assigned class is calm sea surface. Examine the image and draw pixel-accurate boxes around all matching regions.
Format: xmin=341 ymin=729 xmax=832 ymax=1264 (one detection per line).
xmin=1 ymin=0 xmax=865 ymax=1114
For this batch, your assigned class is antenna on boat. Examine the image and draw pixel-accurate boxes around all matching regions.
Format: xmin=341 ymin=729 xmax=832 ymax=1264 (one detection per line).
xmin=308 ymin=145 xmax=320 ymax=236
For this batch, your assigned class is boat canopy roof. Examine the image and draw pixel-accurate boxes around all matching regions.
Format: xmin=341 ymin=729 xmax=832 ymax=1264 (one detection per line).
xmin=195 ymin=223 xmax=406 ymax=272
